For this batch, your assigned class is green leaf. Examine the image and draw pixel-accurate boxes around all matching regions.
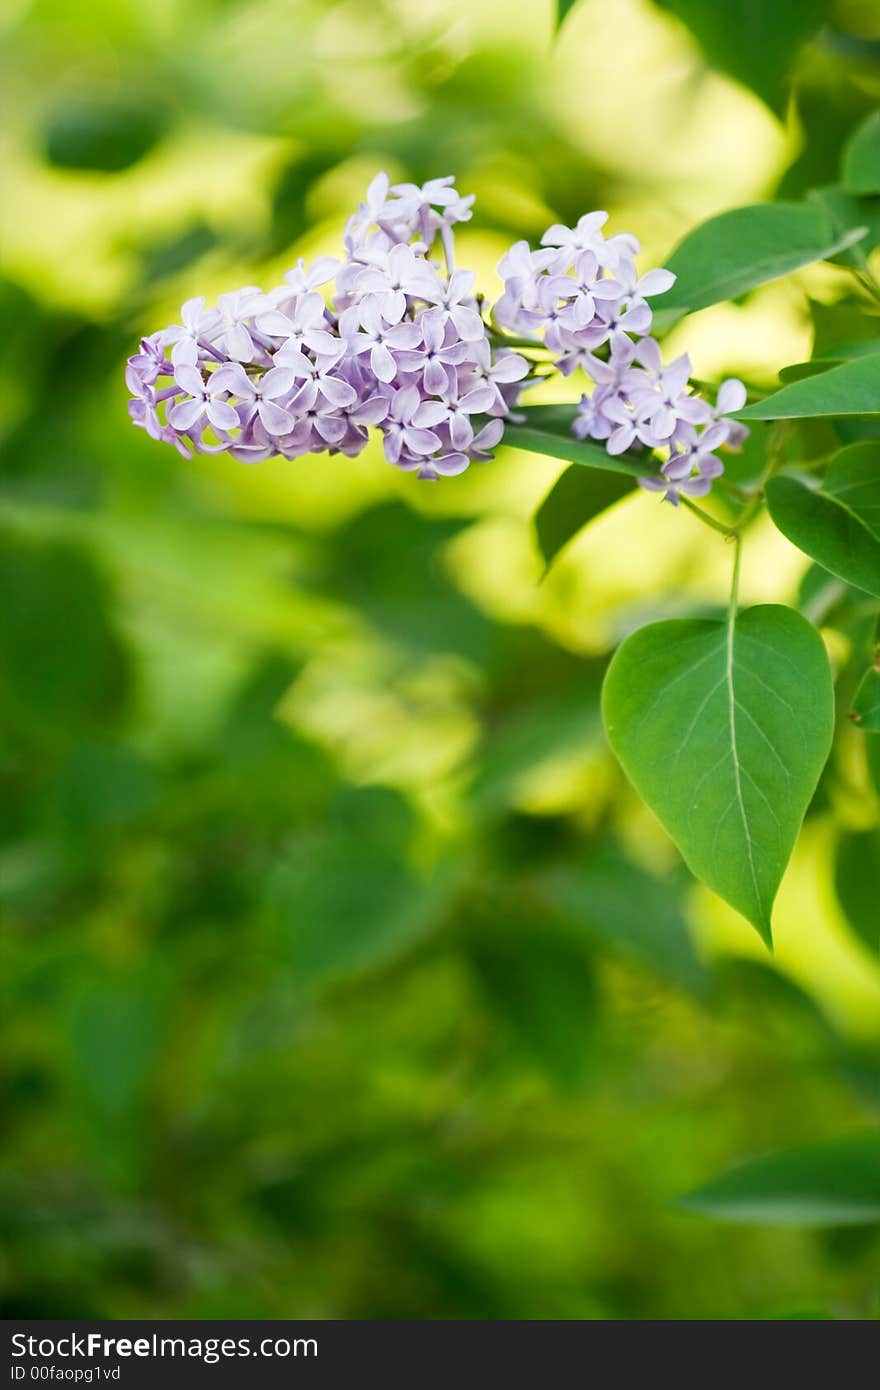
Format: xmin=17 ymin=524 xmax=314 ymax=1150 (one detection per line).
xmin=0 ymin=530 xmax=130 ymax=734
xmin=835 ymin=829 xmax=880 ymax=954
xmin=779 ymin=337 xmax=880 ymax=382
xmin=43 ymin=99 xmax=166 ymax=173
xmin=681 ymin=1132 xmax=880 ymax=1225
xmin=655 ymin=0 xmax=828 ymax=114
xmin=765 ymin=445 xmax=880 ymax=598
xmin=539 ymin=840 xmax=707 ymax=994
xmin=661 ymin=203 xmax=866 ymax=316
xmin=264 ymin=787 xmax=452 ymax=984
xmin=738 ymin=354 xmax=880 ymax=421
xmin=602 ymin=605 xmax=834 ymax=942
xmin=535 ymin=464 xmax=635 ymax=571
xmin=851 ymin=665 xmax=880 ymax=731
xmin=470 ymin=637 xmax=604 ymax=816
xmin=555 ymin=0 xmax=580 ymax=30
xmin=504 ymin=406 xmax=646 ymax=477
xmin=68 ymin=971 xmax=164 ymax=1120
xmin=843 ymin=111 xmax=880 ymax=195
xmin=466 ymin=902 xmax=597 ymax=1088
xmin=809 ymin=185 xmax=880 ymax=269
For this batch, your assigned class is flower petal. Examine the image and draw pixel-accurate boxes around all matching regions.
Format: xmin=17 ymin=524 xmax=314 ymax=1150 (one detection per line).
xmin=168 ymin=398 xmax=204 ymax=432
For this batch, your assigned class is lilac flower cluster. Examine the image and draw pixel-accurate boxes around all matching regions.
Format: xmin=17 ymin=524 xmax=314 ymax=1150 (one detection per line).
xmin=127 ymin=177 xmax=747 ymax=504
xmin=126 ymin=173 xmax=529 ymax=481
xmin=493 ymin=213 xmax=748 ymax=503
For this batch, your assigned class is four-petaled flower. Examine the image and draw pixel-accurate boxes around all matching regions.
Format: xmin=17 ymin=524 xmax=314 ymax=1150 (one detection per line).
xmin=168 ymin=364 xmax=241 ymax=434
xmin=209 ymin=363 xmax=298 ymax=436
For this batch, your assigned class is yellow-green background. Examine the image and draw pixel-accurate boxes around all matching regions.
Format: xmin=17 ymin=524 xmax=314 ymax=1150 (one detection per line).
xmin=2 ymin=0 xmax=879 ymax=1319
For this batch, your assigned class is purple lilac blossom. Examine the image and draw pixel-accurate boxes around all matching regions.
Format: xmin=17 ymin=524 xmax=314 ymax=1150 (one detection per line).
xmin=492 ymin=216 xmax=748 ymax=504
xmin=126 ymin=176 xmax=747 ymax=500
xmin=125 ymin=173 xmax=526 ymax=481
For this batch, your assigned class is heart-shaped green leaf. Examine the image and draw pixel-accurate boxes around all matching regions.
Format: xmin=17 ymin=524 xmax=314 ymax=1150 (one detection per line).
xmin=681 ymin=1132 xmax=880 ymax=1226
xmin=765 ymin=444 xmax=880 ymax=598
xmin=660 ymin=203 xmax=866 ymax=317
xmin=843 ymin=111 xmax=880 ymax=195
xmin=504 ymin=406 xmax=646 ymax=476
xmin=535 ymin=464 xmax=635 ymax=571
xmin=738 ymin=355 xmax=880 ymax=421
xmin=602 ymin=605 xmax=834 ymax=942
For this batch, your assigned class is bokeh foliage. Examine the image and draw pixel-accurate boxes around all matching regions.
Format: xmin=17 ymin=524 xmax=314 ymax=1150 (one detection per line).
xmin=1 ymin=0 xmax=880 ymax=1319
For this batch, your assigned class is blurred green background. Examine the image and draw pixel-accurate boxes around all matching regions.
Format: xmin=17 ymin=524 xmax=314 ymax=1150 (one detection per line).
xmin=2 ymin=0 xmax=880 ymax=1320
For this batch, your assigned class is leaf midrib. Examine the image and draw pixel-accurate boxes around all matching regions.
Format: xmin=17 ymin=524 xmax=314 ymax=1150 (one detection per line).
xmin=726 ymin=608 xmax=762 ymax=913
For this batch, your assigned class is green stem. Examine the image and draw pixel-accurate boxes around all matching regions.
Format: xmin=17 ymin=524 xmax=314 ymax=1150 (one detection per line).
xmin=716 ymin=477 xmax=751 ymax=502
xmin=682 ymin=422 xmax=789 ymax=542
xmin=729 ymin=532 xmax=743 ymax=623
xmin=681 ymin=497 xmax=736 ymax=537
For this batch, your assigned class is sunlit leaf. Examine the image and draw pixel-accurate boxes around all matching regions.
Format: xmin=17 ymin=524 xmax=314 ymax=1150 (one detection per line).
xmin=765 ymin=445 xmax=880 ymax=598
xmin=779 ymin=337 xmax=880 ymax=382
xmin=681 ymin=1132 xmax=880 ymax=1225
xmin=739 ymin=355 xmax=880 ymax=421
xmin=602 ymin=606 xmax=834 ymax=942
xmin=535 ymin=464 xmax=635 ymax=571
xmin=661 ymin=203 xmax=865 ymax=316
xmin=843 ymin=111 xmax=880 ymax=195
xmin=655 ymin=0 xmax=829 ymax=114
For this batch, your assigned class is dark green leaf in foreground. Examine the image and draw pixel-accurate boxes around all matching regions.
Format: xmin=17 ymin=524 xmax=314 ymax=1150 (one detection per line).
xmin=661 ymin=203 xmax=865 ymax=316
xmin=835 ymin=828 xmax=880 ymax=955
xmin=738 ymin=355 xmax=880 ymax=421
xmin=535 ymin=464 xmax=635 ymax=571
xmin=765 ymin=444 xmax=880 ymax=598
xmin=655 ymin=0 xmax=827 ymax=115
xmin=851 ymin=663 xmax=880 ymax=731
xmin=681 ymin=1132 xmax=880 ymax=1225
xmin=503 ymin=406 xmax=646 ymax=477
xmin=602 ymin=606 xmax=834 ymax=942
xmin=843 ymin=111 xmax=880 ymax=196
